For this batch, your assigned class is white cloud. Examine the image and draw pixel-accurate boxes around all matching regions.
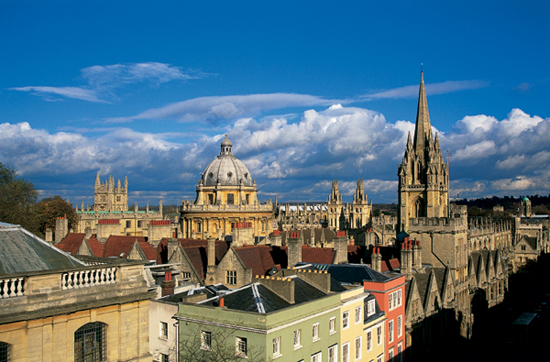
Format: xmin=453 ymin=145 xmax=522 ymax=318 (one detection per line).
xmin=10 ymin=86 xmax=104 ymax=103
xmin=112 ymin=93 xmax=336 ymax=123
xmin=11 ymin=62 xmax=202 ymax=103
xmin=364 ymin=80 xmax=489 ymax=100
xmin=453 ymin=140 xmax=496 ymax=161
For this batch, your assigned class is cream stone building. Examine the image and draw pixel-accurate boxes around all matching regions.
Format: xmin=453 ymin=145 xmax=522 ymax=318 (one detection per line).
xmin=0 ymin=222 xmax=153 ymax=362
xmin=180 ymin=135 xmax=276 ymax=240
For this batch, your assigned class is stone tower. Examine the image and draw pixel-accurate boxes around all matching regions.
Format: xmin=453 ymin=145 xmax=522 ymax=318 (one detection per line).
xmin=397 ymin=71 xmax=449 ymax=232
xmin=93 ymin=172 xmax=128 ymax=211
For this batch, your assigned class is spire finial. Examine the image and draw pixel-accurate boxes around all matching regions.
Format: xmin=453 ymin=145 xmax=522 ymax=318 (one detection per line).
xmin=421 ymin=63 xmax=423 ymax=73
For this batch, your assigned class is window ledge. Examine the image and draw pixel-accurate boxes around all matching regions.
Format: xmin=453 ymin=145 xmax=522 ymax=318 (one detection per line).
xmin=313 ymin=337 xmax=321 ymax=343
xmin=158 ymin=337 xmax=168 ymax=341
xmin=294 ymin=345 xmax=302 ymax=351
xmin=273 ymin=353 xmax=283 ymax=359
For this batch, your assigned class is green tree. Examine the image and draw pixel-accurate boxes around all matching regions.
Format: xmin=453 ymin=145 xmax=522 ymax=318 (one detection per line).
xmin=0 ymin=162 xmax=39 ymax=233
xmin=35 ymin=195 xmax=78 ymax=237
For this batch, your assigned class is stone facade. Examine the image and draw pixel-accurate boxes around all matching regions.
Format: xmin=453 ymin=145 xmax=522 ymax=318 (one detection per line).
xmin=180 ymin=135 xmax=276 ymax=240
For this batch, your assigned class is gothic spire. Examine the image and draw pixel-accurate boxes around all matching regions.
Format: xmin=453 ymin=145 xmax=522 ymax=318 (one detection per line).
xmin=95 ymin=171 xmax=100 ymax=186
xmin=413 ymin=70 xmax=432 ymax=156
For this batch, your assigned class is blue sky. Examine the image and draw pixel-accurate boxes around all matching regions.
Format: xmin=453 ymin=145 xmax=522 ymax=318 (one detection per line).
xmin=1 ymin=0 xmax=549 ymax=206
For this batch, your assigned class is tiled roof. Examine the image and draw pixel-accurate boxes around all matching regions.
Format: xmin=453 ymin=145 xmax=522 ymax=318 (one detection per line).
xmin=56 ymin=233 xmax=86 ymax=254
xmin=234 ymin=245 xmax=276 ymax=277
xmin=138 ymin=241 xmax=157 ymax=260
xmin=102 ymin=235 xmax=147 ymax=258
xmin=181 ymin=241 xmax=230 ymax=280
xmin=87 ymin=235 xmax=105 ymax=257
xmin=381 ymin=258 xmax=401 ymax=272
xmin=302 ymin=245 xmax=335 ymax=264
xmin=0 ymin=223 xmax=85 ymax=276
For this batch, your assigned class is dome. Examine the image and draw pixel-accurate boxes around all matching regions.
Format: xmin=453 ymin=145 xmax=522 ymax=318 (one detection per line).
xmin=201 ymin=136 xmax=254 ymax=187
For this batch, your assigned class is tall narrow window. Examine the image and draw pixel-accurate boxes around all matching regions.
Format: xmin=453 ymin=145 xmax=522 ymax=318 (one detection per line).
xmin=329 ymin=317 xmax=336 ymax=334
xmin=377 ymin=325 xmax=382 ymax=345
xmin=366 ymin=329 xmax=372 ymax=351
xmin=312 ymin=323 xmax=320 ymax=341
xmin=342 ymin=342 xmax=350 ymax=362
xmin=294 ymin=329 xmax=301 ymax=349
xmin=328 ymin=344 xmax=338 ymax=362
xmin=388 ymin=320 xmax=394 ymax=343
xmin=74 ymin=322 xmax=107 ymax=362
xmin=227 ymin=194 xmax=234 ymax=205
xmin=354 ymin=337 xmax=361 ymax=361
xmin=201 ymin=331 xmax=212 ymax=351
xmin=160 ymin=321 xmax=168 ymax=338
xmin=354 ymin=306 xmax=361 ymax=324
xmin=272 ymin=337 xmax=281 ymax=357
xmin=311 ymin=352 xmax=322 ymax=362
xmin=342 ymin=311 xmax=349 ymax=329
xmin=0 ymin=342 xmax=11 ymax=362
xmin=397 ymin=315 xmax=403 ymax=338
xmin=236 ymin=337 xmax=247 ymax=357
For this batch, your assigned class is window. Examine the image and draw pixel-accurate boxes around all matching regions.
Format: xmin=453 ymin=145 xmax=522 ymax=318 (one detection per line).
xmin=388 ymin=348 xmax=394 ymax=362
xmin=367 ymin=299 xmax=376 ymax=317
xmin=342 ymin=343 xmax=350 ymax=362
xmin=226 ymin=270 xmax=237 ymax=285
xmin=126 ymin=220 xmax=131 ymax=228
xmin=311 ymin=352 xmax=322 ymax=362
xmin=397 ymin=342 xmax=403 ymax=362
xmin=366 ymin=329 xmax=372 ymax=351
xmin=398 ymin=290 xmax=402 ymax=306
xmin=160 ymin=322 xmax=168 ymax=338
xmin=354 ymin=306 xmax=361 ymax=324
xmin=329 ymin=317 xmax=336 ymax=334
xmin=388 ymin=290 xmax=402 ymax=311
xmin=201 ymin=331 xmax=212 ymax=351
xmin=398 ymin=315 xmax=403 ymax=338
xmin=160 ymin=353 xmax=169 ymax=362
xmin=208 ymin=194 xmax=214 ymax=204
xmin=312 ymin=323 xmax=320 ymax=341
xmin=521 ymin=245 xmax=526 ymax=251
xmin=117 ymin=196 xmax=121 ymax=202
xmin=236 ymin=337 xmax=247 ymax=357
xmin=328 ymin=344 xmax=338 ymax=362
xmin=354 ymin=337 xmax=362 ymax=360
xmin=227 ymin=194 xmax=235 ymax=205
xmin=389 ymin=293 xmax=393 ymax=310
xmin=292 ymin=329 xmax=301 ymax=349
xmin=377 ymin=353 xmax=384 ymax=362
xmin=377 ymin=325 xmax=382 ymax=345
xmin=342 ymin=311 xmax=349 ymax=329
xmin=388 ymin=320 xmax=394 ymax=343
xmin=137 ymin=220 xmax=142 ymax=228
xmin=272 ymin=337 xmax=281 ymax=357
xmin=74 ymin=322 xmax=107 ymax=362
xmin=182 ymin=272 xmax=191 ymax=280
xmin=0 ymin=342 xmax=11 ymax=362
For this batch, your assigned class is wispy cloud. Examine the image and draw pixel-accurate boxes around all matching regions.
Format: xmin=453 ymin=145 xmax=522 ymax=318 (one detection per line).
xmin=11 ymin=62 xmax=204 ymax=103
xmin=10 ymin=86 xmax=105 ymax=103
xmin=362 ymin=80 xmax=489 ymax=100
xmin=108 ymin=93 xmax=337 ymax=123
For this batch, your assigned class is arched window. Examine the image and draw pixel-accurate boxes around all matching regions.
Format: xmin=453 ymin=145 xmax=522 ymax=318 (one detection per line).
xmin=413 ymin=198 xmax=425 ymax=218
xmin=0 ymin=342 xmax=11 ymax=362
xmin=75 ymin=322 xmax=107 ymax=362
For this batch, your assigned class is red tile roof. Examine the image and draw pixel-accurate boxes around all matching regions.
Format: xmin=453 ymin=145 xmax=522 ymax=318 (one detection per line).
xmin=138 ymin=241 xmax=157 ymax=260
xmin=86 ymin=235 xmax=105 ymax=257
xmin=234 ymin=245 xmax=276 ymax=277
xmin=56 ymin=233 xmax=85 ymax=255
xmin=381 ymin=258 xmax=401 ymax=272
xmin=302 ymin=245 xmax=335 ymax=264
xmin=103 ymin=235 xmax=147 ymax=258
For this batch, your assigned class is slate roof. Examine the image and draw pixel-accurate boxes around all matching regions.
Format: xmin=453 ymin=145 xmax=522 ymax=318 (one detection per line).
xmin=294 ymin=262 xmax=392 ymax=284
xmin=0 ymin=223 xmax=85 ymax=276
xmin=199 ymin=275 xmax=330 ymax=313
xmin=160 ymin=283 xmax=229 ymax=304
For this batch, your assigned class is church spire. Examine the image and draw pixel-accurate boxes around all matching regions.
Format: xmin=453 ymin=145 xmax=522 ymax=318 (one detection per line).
xmin=95 ymin=171 xmax=100 ymax=186
xmin=413 ymin=70 xmax=432 ymax=156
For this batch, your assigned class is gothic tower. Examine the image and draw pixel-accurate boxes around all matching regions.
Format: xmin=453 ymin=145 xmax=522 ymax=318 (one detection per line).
xmin=397 ymin=71 xmax=449 ymax=232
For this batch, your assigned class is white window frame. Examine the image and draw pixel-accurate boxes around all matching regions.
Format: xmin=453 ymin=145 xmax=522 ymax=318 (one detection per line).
xmin=272 ymin=336 xmax=281 ymax=358
xmin=328 ymin=344 xmax=338 ymax=362
xmin=354 ymin=336 xmax=362 ymax=361
xmin=201 ymin=331 xmax=212 ymax=351
xmin=329 ymin=317 xmax=336 ymax=334
xmin=160 ymin=353 xmax=169 ymax=362
xmin=311 ymin=351 xmax=322 ymax=362
xmin=388 ymin=320 xmax=394 ymax=343
xmin=367 ymin=299 xmax=376 ymax=317
xmin=343 ymin=311 xmax=349 ymax=329
xmin=159 ymin=321 xmax=168 ymax=339
xmin=342 ymin=342 xmax=350 ymax=362
xmin=397 ymin=342 xmax=403 ymax=362
xmin=354 ymin=305 xmax=361 ymax=324
xmin=397 ymin=315 xmax=403 ymax=338
xmin=236 ymin=336 xmax=247 ymax=357
xmin=377 ymin=325 xmax=382 ymax=345
xmin=294 ymin=329 xmax=302 ymax=349
xmin=377 ymin=353 xmax=384 ymax=362
xmin=366 ymin=328 xmax=373 ymax=352
xmin=312 ymin=323 xmax=320 ymax=341
xmin=389 ymin=348 xmax=394 ymax=362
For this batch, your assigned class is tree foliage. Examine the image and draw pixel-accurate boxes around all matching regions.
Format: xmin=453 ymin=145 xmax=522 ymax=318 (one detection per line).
xmin=0 ymin=162 xmax=39 ymax=233
xmin=35 ymin=195 xmax=78 ymax=237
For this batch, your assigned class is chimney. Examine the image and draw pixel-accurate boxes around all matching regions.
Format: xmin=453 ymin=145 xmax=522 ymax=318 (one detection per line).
xmin=85 ymin=228 xmax=93 ymax=240
xmin=207 ymin=237 xmax=216 ymax=267
xmin=161 ymin=271 xmax=176 ymax=297
xmin=333 ymin=231 xmax=348 ymax=264
xmin=45 ymin=228 xmax=53 ymax=243
xmin=55 ymin=215 xmax=69 ymax=244
xmin=400 ymin=239 xmax=413 ymax=276
xmin=270 ymin=229 xmax=282 ymax=247
xmin=371 ymin=247 xmax=382 ymax=272
xmin=254 ymin=276 xmax=295 ymax=304
xmin=287 ymin=231 xmax=302 ymax=267
xmin=412 ymin=239 xmax=422 ymax=271
xmin=219 ymin=297 xmax=225 ymax=308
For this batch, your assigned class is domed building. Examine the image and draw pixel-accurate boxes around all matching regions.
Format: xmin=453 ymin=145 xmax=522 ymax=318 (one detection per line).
xmin=180 ymin=135 xmax=275 ymax=241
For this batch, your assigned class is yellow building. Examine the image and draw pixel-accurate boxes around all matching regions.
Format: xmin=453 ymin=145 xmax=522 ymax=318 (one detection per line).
xmin=0 ymin=222 xmax=153 ymax=362
xmin=339 ymin=286 xmax=386 ymax=362
xmin=180 ymin=135 xmax=275 ymax=240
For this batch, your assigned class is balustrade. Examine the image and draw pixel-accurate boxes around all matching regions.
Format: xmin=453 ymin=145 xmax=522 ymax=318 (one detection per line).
xmin=61 ymin=267 xmax=117 ymax=290
xmin=0 ymin=277 xmax=25 ymax=298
